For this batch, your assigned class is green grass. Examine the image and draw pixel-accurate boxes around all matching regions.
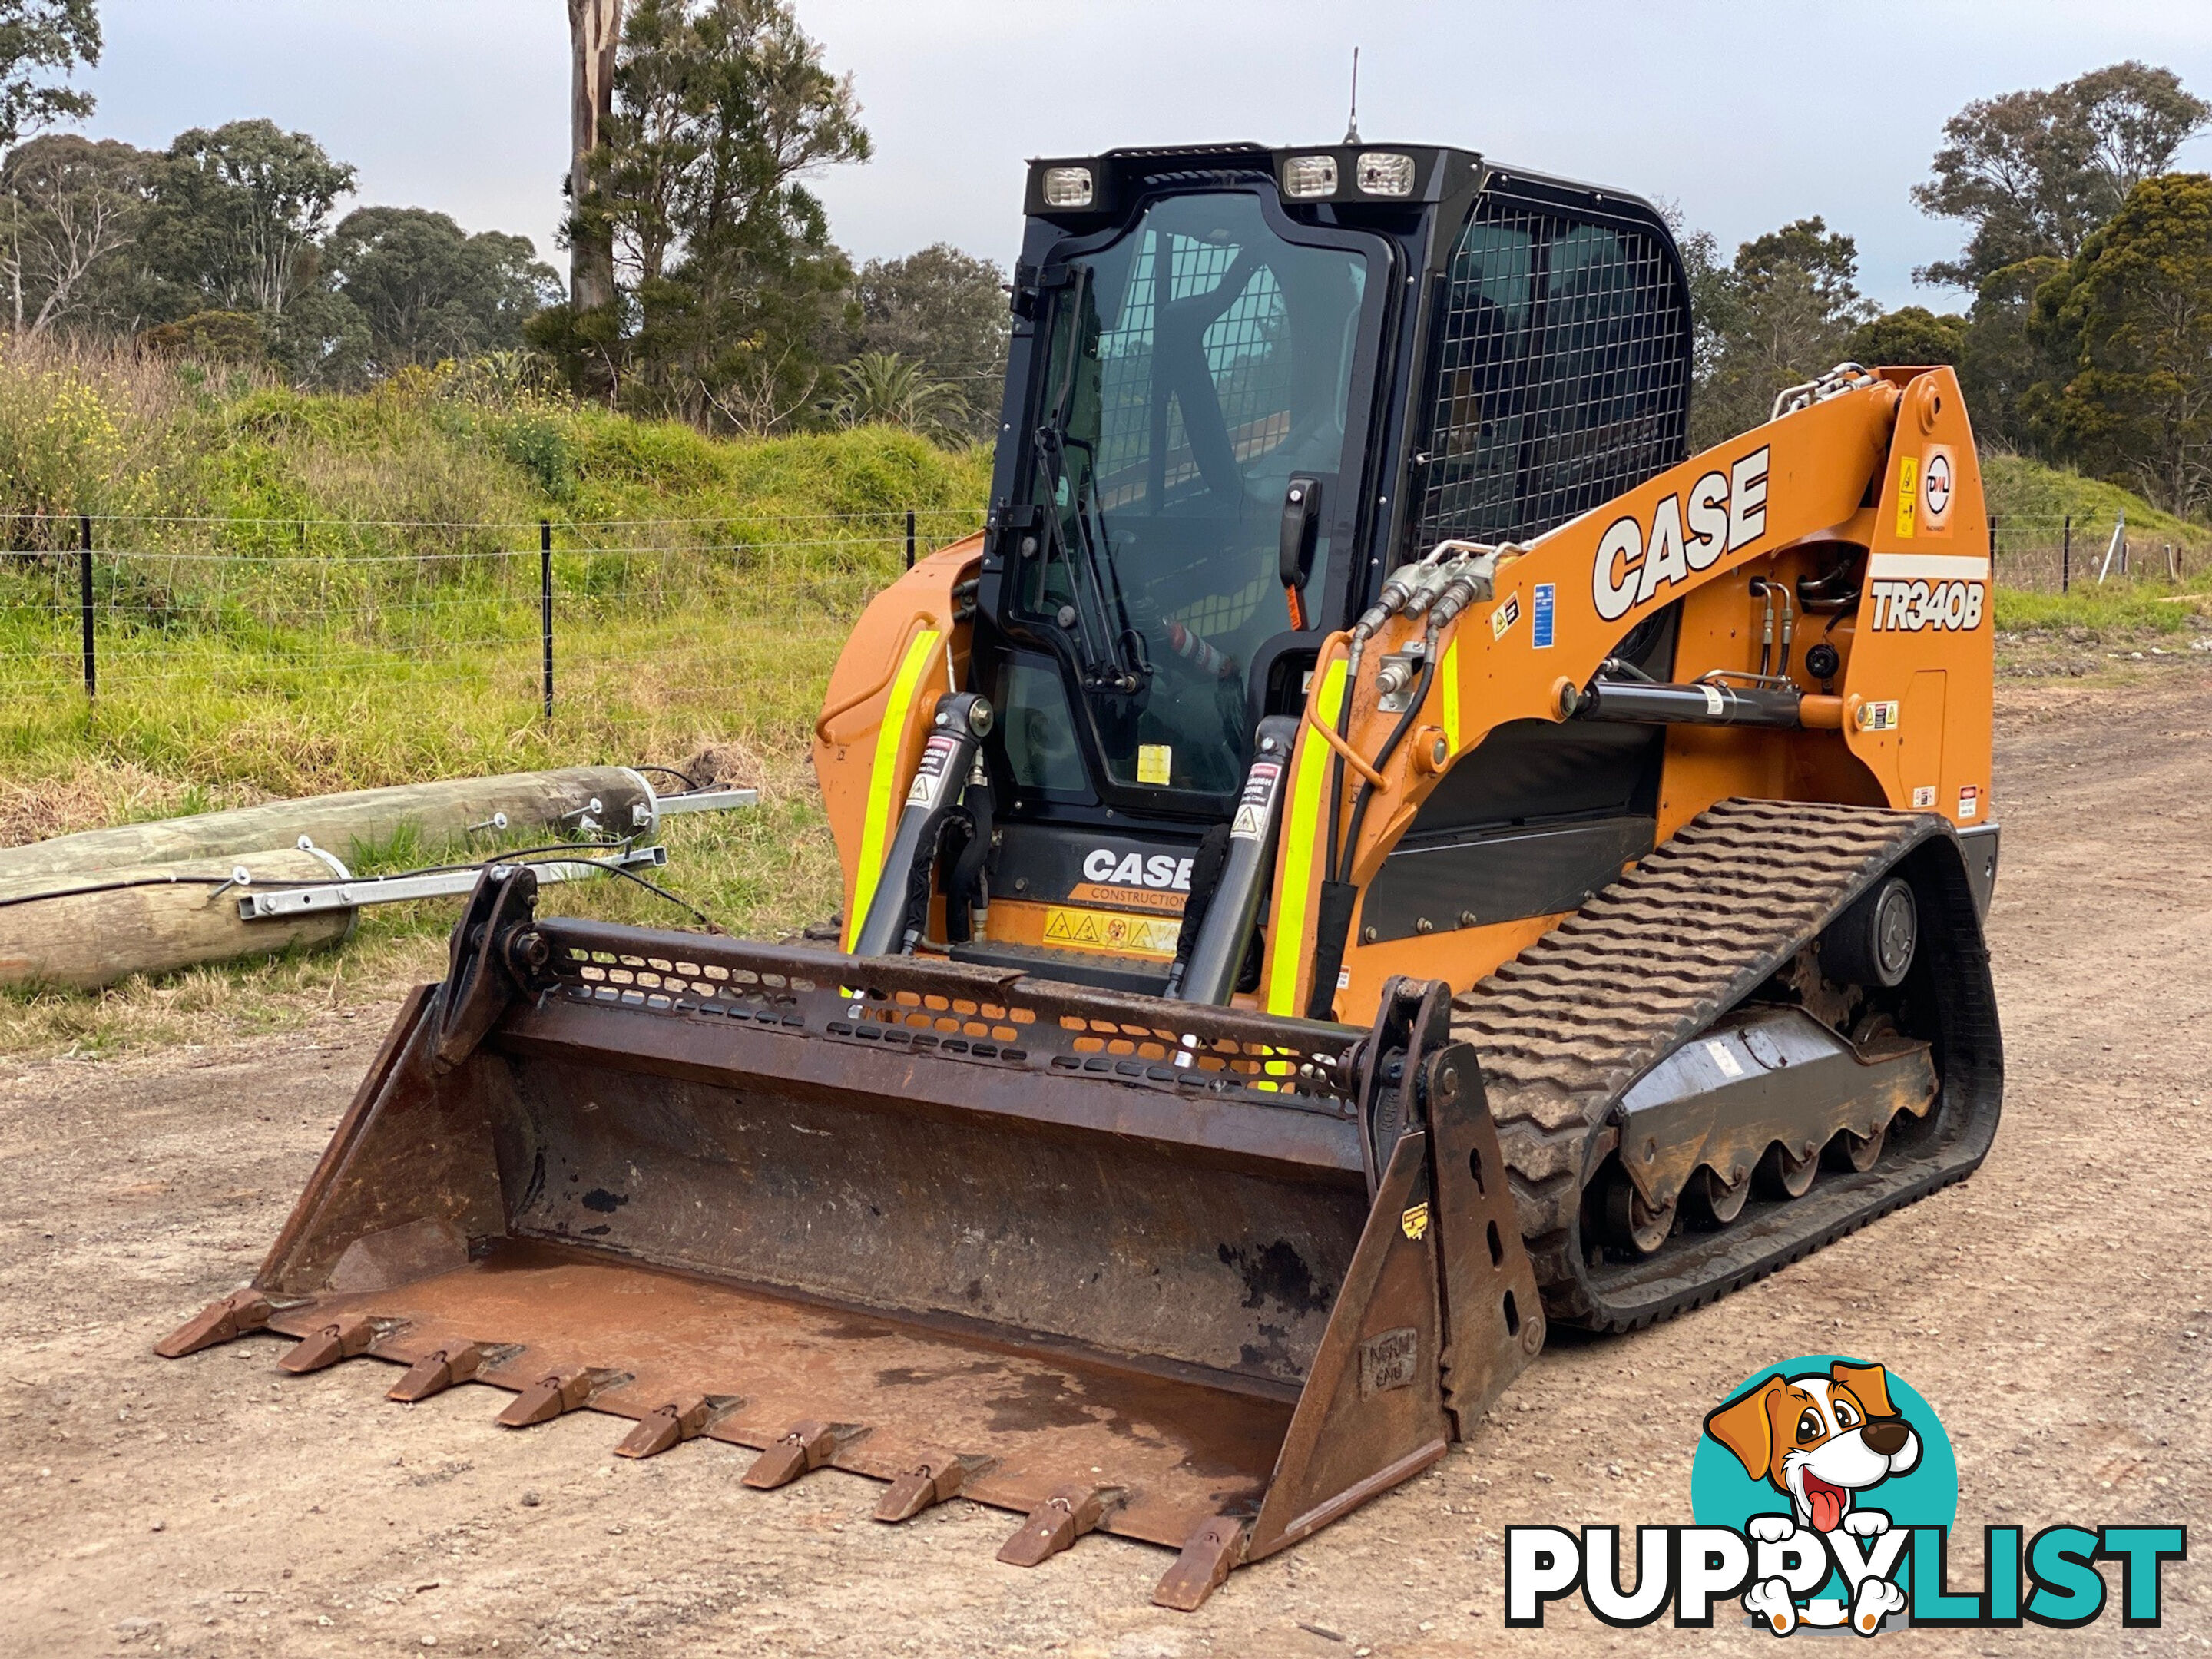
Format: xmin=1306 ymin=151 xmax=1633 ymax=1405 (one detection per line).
xmin=1993 ymin=584 xmax=2204 ymax=635
xmin=0 ymin=340 xmax=988 ymax=1057
xmin=1982 ymin=453 xmax=2209 ymax=644
xmin=0 ymin=552 xmax=892 ymax=795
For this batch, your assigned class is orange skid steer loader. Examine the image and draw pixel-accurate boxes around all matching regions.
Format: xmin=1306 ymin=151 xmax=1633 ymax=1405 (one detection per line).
xmin=161 ymin=142 xmax=2002 ymax=1609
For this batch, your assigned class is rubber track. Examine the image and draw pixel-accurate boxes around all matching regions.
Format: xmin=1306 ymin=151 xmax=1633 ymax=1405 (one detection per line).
xmin=1452 ymin=798 xmax=1939 ymax=1332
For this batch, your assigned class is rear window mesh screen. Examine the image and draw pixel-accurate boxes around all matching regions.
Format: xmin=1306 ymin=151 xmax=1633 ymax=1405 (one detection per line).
xmin=1410 ymin=192 xmax=1690 ymax=550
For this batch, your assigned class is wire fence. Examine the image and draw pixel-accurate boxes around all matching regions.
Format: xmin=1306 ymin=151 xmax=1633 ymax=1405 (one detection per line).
xmin=1988 ymin=513 xmax=2208 ymax=594
xmin=1 ymin=505 xmax=2197 ymax=738
xmin=0 ymin=508 xmax=983 ymax=752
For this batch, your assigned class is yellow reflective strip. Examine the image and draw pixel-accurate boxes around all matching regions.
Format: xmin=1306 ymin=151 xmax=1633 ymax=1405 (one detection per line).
xmin=1441 ymin=637 xmax=1461 ymax=752
xmin=845 ymin=628 xmax=941 ymax=950
xmin=1266 ymin=657 xmax=1347 ymax=1015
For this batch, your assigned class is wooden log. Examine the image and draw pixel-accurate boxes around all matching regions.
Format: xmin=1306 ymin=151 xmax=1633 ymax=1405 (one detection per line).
xmin=0 ymin=767 xmax=652 ymax=882
xmin=0 ymin=847 xmax=356 ymax=990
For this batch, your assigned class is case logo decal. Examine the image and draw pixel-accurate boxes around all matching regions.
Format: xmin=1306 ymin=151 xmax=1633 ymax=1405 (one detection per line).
xmin=1593 ymin=446 xmax=1770 ymax=623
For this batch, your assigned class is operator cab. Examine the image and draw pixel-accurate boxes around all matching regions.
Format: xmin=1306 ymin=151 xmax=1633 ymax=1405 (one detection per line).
xmin=965 ymin=142 xmax=1694 ymax=989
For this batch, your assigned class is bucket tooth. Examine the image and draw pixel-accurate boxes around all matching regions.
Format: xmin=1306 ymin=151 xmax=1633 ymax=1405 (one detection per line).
xmin=742 ymin=1419 xmax=858 ymax=1490
xmin=387 ymin=1343 xmax=485 ymax=1403
xmin=996 ymin=1484 xmax=1120 ymax=1568
xmin=614 ymin=1393 xmax=731 ymax=1460
xmin=155 ymin=1290 xmax=273 ymax=1359
xmin=873 ymin=1452 xmax=992 ymax=1523
xmin=278 ymin=1315 xmax=379 ymax=1375
xmin=497 ymin=1366 xmax=601 ymax=1429
xmin=1152 ymin=1517 xmax=1248 ymax=1611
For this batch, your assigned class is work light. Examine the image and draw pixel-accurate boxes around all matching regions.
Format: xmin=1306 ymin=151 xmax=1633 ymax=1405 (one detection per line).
xmin=1282 ymin=154 xmax=1339 ymax=198
xmin=1356 ymin=151 xmax=1416 ymax=197
xmin=1041 ymin=166 xmax=1094 ymax=208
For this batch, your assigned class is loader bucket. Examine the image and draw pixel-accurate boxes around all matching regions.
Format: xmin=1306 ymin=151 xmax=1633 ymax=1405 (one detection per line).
xmin=162 ymin=869 xmax=1540 ymax=1608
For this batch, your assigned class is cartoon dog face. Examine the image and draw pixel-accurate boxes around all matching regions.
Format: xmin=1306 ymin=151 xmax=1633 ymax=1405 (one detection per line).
xmin=1704 ymin=1361 xmax=1922 ymax=1534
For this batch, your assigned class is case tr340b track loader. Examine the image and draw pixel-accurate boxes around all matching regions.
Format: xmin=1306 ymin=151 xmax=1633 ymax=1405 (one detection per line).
xmin=161 ymin=141 xmax=2002 ymax=1611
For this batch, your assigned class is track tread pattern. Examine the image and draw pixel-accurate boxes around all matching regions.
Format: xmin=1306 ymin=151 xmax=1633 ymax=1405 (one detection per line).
xmin=1452 ymin=798 xmax=1939 ymax=1331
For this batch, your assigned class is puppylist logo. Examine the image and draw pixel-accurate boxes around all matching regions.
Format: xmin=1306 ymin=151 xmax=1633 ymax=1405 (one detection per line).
xmin=1505 ymin=1355 xmax=2185 ymax=1635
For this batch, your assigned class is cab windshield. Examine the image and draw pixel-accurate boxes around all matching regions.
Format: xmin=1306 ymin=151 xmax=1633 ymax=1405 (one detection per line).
xmin=1010 ymin=190 xmax=1376 ymax=800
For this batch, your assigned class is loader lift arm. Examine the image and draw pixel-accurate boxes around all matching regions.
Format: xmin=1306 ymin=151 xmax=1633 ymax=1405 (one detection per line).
xmin=1262 ymin=366 xmax=1990 ymax=1025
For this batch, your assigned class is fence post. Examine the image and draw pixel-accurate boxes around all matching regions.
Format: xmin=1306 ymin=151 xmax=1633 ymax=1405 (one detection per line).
xmin=1987 ymin=512 xmax=1998 ymax=575
xmin=2061 ymin=515 xmax=2071 ymax=594
xmin=905 ymin=508 xmax=916 ymax=571
xmin=78 ymin=514 xmax=94 ymax=701
xmin=540 ymin=520 xmax=554 ymax=721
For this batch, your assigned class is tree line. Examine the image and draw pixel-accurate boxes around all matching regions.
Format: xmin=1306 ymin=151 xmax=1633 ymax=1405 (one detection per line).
xmin=1690 ymin=60 xmax=2212 ymax=517
xmin=0 ymin=3 xmax=2204 ymax=508
xmin=0 ymin=121 xmax=563 ymax=382
xmin=0 ymin=0 xmax=1012 ymax=437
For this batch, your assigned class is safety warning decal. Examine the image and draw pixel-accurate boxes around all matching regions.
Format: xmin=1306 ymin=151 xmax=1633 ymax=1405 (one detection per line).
xmin=1958 ymin=784 xmax=1980 ymax=820
xmin=1912 ymin=785 xmax=1937 ymax=809
xmin=1856 ymin=700 xmax=1901 ymax=733
xmin=1041 ymin=906 xmax=1181 ymax=959
xmin=1230 ymin=760 xmax=1282 ymax=841
xmin=904 ymin=732 xmax=962 ymax=808
xmin=1894 ymin=454 xmax=1920 ymax=539
xmin=1491 ymin=591 xmax=1521 ymax=640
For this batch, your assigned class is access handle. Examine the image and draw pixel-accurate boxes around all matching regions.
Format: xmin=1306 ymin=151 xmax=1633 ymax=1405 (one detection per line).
xmin=1279 ymin=475 xmax=1322 ymax=592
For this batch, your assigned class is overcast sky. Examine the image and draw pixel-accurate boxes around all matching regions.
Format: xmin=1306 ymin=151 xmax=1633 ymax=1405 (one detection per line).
xmin=85 ymin=0 xmax=2212 ymax=310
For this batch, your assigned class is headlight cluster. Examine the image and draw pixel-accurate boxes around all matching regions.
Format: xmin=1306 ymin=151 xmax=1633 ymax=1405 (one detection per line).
xmin=1283 ymin=150 xmax=1416 ymax=200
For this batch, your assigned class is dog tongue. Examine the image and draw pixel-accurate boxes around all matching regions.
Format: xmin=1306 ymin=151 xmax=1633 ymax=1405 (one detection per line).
xmin=1806 ymin=1478 xmax=1846 ymax=1533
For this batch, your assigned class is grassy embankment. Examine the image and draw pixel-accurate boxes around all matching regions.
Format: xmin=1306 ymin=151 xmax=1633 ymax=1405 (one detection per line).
xmin=0 ymin=341 xmax=988 ymax=1055
xmin=1982 ymin=453 xmax=2211 ymax=647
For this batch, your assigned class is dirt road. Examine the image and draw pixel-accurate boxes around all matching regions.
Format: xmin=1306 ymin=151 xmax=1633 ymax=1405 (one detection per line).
xmin=4 ymin=674 xmax=2207 ymax=1657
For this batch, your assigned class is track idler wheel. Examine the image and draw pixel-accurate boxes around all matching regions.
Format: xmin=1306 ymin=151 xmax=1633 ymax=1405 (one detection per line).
xmin=1600 ymin=1163 xmax=1675 ymax=1254
xmin=1820 ymin=875 xmax=1918 ymax=989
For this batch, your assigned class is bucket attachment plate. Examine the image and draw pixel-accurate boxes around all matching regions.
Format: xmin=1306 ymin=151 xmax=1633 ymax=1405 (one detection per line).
xmin=161 ymin=876 xmax=1540 ymax=1608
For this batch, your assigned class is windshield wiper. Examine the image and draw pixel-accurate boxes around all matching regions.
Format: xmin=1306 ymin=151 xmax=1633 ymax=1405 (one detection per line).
xmin=1033 ymin=267 xmax=1151 ymax=697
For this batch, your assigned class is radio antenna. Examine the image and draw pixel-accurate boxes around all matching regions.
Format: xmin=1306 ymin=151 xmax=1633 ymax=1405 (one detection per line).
xmin=1343 ymin=48 xmax=1361 ymax=144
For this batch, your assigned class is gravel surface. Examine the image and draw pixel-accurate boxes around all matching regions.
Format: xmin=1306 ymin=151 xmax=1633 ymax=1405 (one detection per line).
xmin=4 ymin=673 xmax=2207 ymax=1656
